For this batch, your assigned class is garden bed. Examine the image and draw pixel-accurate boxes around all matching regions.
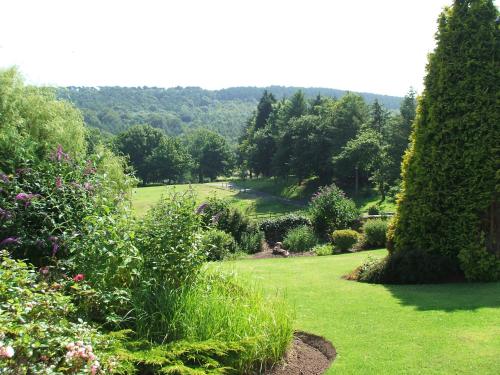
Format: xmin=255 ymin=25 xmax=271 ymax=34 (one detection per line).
xmin=267 ymin=331 xmax=336 ymax=375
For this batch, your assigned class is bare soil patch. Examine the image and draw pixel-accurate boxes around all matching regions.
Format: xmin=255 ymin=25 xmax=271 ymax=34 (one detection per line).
xmin=266 ymin=331 xmax=336 ymax=375
xmin=252 ymin=242 xmax=315 ymax=259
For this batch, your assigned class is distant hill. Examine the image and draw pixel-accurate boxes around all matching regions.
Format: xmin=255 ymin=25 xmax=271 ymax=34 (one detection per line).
xmin=56 ymin=86 xmax=403 ymax=142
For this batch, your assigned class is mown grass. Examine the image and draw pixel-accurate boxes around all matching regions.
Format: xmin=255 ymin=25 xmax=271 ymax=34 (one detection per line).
xmin=224 ymin=250 xmax=500 ymax=375
xmin=132 ymin=183 xmax=304 ymax=218
xmin=234 ymin=177 xmax=397 ymax=213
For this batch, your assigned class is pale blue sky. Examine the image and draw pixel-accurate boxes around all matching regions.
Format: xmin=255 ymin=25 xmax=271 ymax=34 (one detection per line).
xmin=1 ymin=0 xmax=465 ymax=96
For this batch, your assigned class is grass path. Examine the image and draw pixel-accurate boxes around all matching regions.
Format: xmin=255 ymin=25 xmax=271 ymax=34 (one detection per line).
xmin=223 ymin=250 xmax=500 ymax=375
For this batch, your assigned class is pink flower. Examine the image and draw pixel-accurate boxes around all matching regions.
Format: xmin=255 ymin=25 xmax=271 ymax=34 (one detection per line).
xmin=55 ymin=176 xmax=63 ymax=189
xmin=73 ymin=274 xmax=85 ymax=282
xmin=15 ymin=193 xmax=39 ymax=207
xmin=83 ymin=182 xmax=94 ymax=191
xmin=0 ymin=345 xmax=15 ymax=358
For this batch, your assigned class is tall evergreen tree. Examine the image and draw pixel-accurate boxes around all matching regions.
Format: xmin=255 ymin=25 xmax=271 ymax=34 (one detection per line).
xmin=387 ymin=0 xmax=500 ymax=282
xmin=254 ymin=90 xmax=276 ymax=130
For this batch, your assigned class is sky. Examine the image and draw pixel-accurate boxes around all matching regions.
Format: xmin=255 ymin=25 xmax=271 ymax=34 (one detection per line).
xmin=0 ymin=0 xmax=461 ymax=96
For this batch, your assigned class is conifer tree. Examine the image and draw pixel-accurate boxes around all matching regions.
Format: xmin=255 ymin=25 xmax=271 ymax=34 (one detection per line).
xmin=387 ymin=0 xmax=499 ymax=282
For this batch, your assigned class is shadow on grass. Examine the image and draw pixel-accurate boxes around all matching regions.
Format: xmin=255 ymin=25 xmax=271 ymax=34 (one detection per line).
xmin=383 ymin=282 xmax=500 ymax=312
xmin=233 ymin=191 xmax=304 ymax=217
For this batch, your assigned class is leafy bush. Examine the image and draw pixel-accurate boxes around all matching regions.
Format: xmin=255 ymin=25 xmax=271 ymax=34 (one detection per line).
xmin=260 ymin=214 xmax=311 ymax=243
xmin=238 ymin=226 xmax=263 ymax=254
xmin=363 ymin=219 xmax=389 ymax=248
xmin=283 ymin=225 xmax=318 ymax=253
xmin=367 ymin=204 xmax=381 ymax=215
xmin=136 ymin=192 xmax=204 ymax=288
xmin=66 ymin=209 xmax=142 ymax=325
xmin=332 ymin=230 xmax=359 ymax=252
xmin=201 ymin=229 xmax=237 ymax=261
xmin=0 ymin=251 xmax=113 ymax=373
xmin=308 ymin=184 xmax=358 ymax=238
xmin=313 ymin=244 xmax=333 ymax=256
xmin=199 ymin=196 xmax=262 ymax=253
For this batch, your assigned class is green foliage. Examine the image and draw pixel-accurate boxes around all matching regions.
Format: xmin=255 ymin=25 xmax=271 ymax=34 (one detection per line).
xmin=184 ymin=129 xmax=233 ymax=182
xmin=0 ymin=150 xmax=127 ymax=267
xmin=308 ymin=184 xmax=358 ymax=238
xmin=388 ymin=0 xmax=500 ymax=282
xmin=332 ymin=229 xmax=359 ymax=252
xmin=136 ymin=192 xmax=204 ymax=288
xmin=367 ymin=204 xmax=381 ymax=215
xmin=201 ymin=229 xmax=237 ymax=261
xmin=363 ymin=219 xmax=389 ymax=248
xmin=164 ymin=270 xmax=293 ymax=373
xmin=67 ymin=209 xmax=142 ymax=325
xmin=114 ymin=124 xmax=191 ymax=184
xmin=199 ymin=196 xmax=262 ymax=253
xmin=0 ymin=251 xmax=112 ymax=373
xmin=238 ymin=229 xmax=263 ymax=254
xmin=313 ymin=244 xmax=333 ymax=256
xmin=108 ymin=335 xmax=246 ymax=374
xmin=283 ymin=226 xmax=318 ymax=252
xmin=0 ymin=68 xmax=86 ymax=174
xmin=259 ymin=214 xmax=311 ymax=243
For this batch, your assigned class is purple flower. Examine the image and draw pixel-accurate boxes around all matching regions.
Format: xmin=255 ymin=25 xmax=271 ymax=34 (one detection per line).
xmin=15 ymin=193 xmax=38 ymax=207
xmin=83 ymin=182 xmax=94 ymax=191
xmin=55 ymin=177 xmax=63 ymax=189
xmin=0 ymin=174 xmax=9 ymax=183
xmin=195 ymin=203 xmax=208 ymax=214
xmin=0 ymin=237 xmax=21 ymax=247
xmin=50 ymin=145 xmax=69 ymax=162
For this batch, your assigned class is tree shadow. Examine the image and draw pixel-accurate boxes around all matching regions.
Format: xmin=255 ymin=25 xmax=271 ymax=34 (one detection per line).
xmin=383 ymin=282 xmax=500 ymax=312
xmin=233 ymin=191 xmax=304 ymax=217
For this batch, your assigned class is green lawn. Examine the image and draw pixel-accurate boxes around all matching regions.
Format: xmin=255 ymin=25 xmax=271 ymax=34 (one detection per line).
xmin=223 ymin=250 xmax=500 ymax=375
xmin=234 ymin=177 xmax=397 ymax=214
xmin=132 ymin=183 xmax=304 ymax=218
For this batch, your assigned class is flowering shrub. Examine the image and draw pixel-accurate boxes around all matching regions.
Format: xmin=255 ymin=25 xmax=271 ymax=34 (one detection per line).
xmin=0 ymin=146 xmax=132 ymax=267
xmin=0 ymin=251 xmax=114 ymax=373
xmin=308 ymin=184 xmax=358 ymax=238
xmin=67 ymin=210 xmax=142 ymax=325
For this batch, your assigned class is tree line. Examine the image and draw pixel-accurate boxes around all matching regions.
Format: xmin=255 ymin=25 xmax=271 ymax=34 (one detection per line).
xmin=57 ymin=86 xmax=403 ymax=144
xmin=238 ymin=89 xmax=417 ymax=199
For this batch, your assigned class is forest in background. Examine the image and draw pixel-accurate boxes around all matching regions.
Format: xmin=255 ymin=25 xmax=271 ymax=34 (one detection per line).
xmin=56 ymin=86 xmax=403 ymax=142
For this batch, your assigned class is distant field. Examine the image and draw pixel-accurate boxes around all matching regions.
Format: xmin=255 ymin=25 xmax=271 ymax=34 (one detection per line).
xmin=132 ymin=182 xmax=305 ymax=218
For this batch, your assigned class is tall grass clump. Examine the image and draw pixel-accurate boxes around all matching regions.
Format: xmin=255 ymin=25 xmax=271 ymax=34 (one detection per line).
xmin=168 ymin=270 xmax=294 ymax=373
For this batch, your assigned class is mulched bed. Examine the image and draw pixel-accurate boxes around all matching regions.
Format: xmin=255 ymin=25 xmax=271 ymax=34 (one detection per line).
xmin=252 ymin=242 xmax=315 ymax=259
xmin=266 ymin=331 xmax=336 ymax=375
